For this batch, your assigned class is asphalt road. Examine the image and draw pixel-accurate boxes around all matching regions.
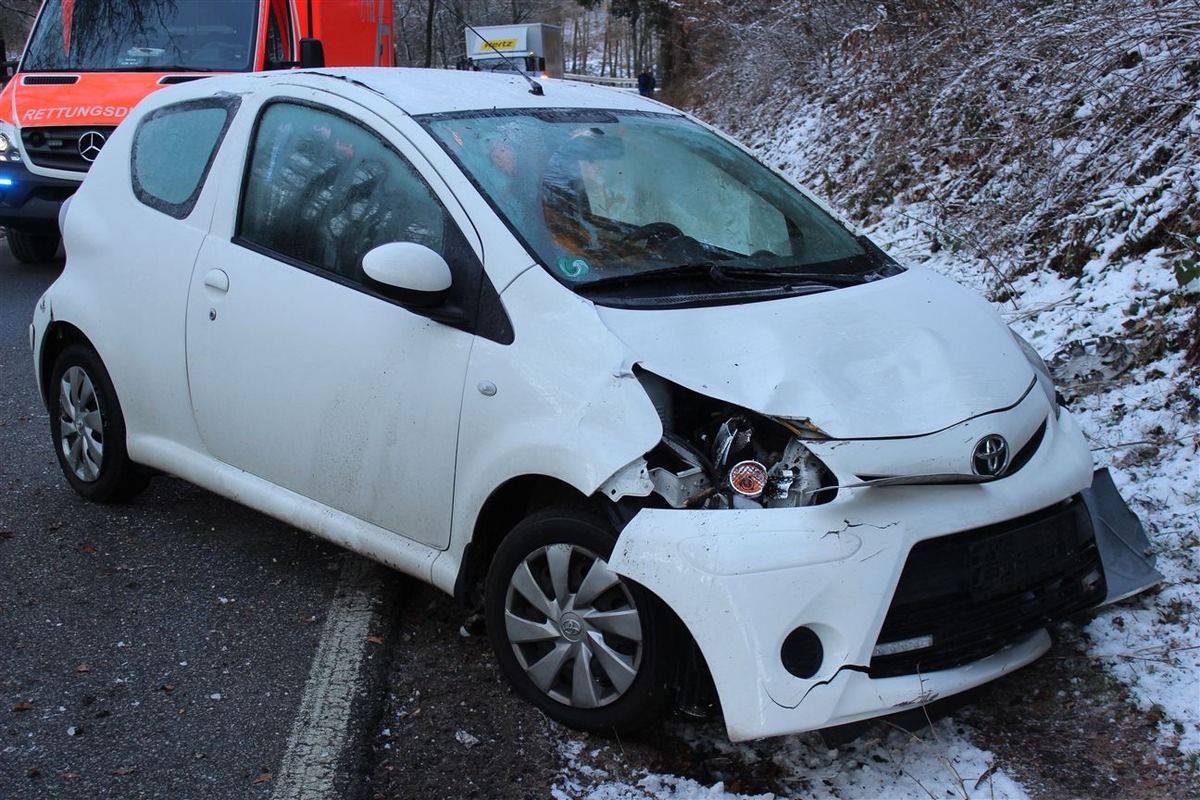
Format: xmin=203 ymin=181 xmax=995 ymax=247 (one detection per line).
xmin=0 ymin=245 xmax=392 ymax=798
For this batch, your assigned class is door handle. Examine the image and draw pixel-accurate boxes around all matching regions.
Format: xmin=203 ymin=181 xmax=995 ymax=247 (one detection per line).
xmin=203 ymin=269 xmax=230 ymax=293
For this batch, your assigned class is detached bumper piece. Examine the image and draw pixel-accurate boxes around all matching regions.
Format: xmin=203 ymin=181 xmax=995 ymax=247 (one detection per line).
xmin=1084 ymin=467 xmax=1163 ymax=604
xmin=870 ymin=494 xmax=1106 ymax=678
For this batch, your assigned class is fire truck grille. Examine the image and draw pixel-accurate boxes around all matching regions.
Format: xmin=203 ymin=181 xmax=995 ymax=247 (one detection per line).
xmin=21 ymin=126 xmax=118 ymax=172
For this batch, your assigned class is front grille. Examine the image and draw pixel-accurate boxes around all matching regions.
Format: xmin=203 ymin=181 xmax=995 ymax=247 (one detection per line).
xmin=21 ymin=126 xmax=117 ymax=172
xmin=870 ymin=495 xmax=1105 ymax=678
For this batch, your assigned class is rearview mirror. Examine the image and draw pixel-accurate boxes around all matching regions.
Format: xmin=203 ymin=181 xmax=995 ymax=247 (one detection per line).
xmin=362 ymin=242 xmax=452 ymax=308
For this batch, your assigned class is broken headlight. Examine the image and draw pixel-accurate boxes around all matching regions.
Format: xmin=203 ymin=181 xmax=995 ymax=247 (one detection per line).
xmin=639 ymin=371 xmax=837 ymax=509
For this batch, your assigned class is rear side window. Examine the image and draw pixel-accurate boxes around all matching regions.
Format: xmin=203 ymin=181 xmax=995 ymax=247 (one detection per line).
xmin=131 ymin=96 xmax=240 ymax=219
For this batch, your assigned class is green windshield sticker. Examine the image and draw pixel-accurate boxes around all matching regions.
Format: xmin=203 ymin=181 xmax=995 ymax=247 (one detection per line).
xmin=557 ymin=256 xmax=590 ymax=279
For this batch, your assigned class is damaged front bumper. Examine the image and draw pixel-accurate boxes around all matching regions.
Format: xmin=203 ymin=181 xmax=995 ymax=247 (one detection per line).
xmin=608 ymin=411 xmax=1159 ymax=741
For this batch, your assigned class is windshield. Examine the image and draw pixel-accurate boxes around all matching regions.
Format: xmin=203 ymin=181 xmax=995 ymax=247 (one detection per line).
xmin=22 ymin=0 xmax=258 ymax=72
xmin=471 ymin=57 xmax=524 ymax=73
xmin=422 ymin=109 xmax=900 ymax=305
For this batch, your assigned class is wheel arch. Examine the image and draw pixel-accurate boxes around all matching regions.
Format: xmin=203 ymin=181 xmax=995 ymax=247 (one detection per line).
xmin=37 ymin=322 xmax=97 ymax=410
xmin=453 ymin=474 xmax=591 ymax=608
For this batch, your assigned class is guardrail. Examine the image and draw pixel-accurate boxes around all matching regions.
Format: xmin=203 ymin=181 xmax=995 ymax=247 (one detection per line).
xmin=564 ymin=73 xmax=637 ymax=89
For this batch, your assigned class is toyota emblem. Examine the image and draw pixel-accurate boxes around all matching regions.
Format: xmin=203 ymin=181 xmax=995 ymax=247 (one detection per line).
xmin=972 ymin=434 xmax=1010 ymax=477
xmin=78 ymin=130 xmax=107 ymax=162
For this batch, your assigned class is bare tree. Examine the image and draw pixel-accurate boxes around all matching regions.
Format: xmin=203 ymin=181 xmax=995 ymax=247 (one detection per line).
xmin=1 ymin=0 xmax=45 ymax=59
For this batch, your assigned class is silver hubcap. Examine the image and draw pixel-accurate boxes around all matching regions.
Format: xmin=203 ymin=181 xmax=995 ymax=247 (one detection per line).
xmin=503 ymin=543 xmax=643 ymax=709
xmin=58 ymin=366 xmax=104 ymax=482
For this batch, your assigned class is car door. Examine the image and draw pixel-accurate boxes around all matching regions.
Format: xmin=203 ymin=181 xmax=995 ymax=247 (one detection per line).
xmin=184 ymin=92 xmax=482 ymax=550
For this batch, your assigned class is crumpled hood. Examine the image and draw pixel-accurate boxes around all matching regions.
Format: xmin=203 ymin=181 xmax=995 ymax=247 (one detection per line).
xmin=595 ymin=267 xmax=1035 ymax=439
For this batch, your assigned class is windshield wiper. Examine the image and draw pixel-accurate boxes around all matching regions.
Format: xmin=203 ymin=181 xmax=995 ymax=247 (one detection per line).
xmin=574 ymin=261 xmax=725 ymax=289
xmin=579 ymin=261 xmax=867 ymax=290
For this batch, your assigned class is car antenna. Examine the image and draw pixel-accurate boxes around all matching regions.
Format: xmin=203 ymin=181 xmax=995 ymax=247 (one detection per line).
xmin=442 ymin=6 xmax=545 ymax=96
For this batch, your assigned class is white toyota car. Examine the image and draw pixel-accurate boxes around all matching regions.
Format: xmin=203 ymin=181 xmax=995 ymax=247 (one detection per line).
xmin=30 ymin=68 xmax=1155 ymax=741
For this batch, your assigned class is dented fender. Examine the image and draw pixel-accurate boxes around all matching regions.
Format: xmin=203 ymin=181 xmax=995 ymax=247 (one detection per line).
xmin=435 ymin=267 xmax=662 ymax=591
xmin=452 ymin=267 xmax=661 ymax=500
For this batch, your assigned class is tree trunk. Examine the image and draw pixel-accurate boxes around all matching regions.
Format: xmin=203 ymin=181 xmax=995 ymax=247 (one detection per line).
xmin=424 ymin=0 xmax=436 ymax=68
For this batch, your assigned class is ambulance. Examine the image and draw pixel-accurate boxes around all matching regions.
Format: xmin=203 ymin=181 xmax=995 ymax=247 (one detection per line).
xmin=0 ymin=0 xmax=394 ymax=262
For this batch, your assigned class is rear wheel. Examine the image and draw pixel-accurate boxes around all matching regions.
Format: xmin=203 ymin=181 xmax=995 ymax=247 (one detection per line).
xmin=5 ymin=228 xmax=61 ymax=263
xmin=485 ymin=506 xmax=670 ymax=732
xmin=49 ymin=344 xmax=149 ymax=502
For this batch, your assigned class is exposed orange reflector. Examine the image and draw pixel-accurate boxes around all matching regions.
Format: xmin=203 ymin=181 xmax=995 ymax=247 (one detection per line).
xmin=730 ymin=460 xmax=768 ymax=497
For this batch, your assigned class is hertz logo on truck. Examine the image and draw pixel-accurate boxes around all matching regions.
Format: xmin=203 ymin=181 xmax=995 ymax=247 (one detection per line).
xmin=479 ymin=38 xmax=519 ymax=52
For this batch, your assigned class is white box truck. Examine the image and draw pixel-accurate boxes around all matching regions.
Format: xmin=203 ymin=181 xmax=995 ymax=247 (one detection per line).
xmin=465 ymin=24 xmax=563 ymax=79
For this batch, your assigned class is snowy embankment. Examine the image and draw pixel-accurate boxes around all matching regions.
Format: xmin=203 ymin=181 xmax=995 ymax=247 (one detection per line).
xmin=556 ymin=2 xmax=1197 ymax=797
xmin=724 ymin=0 xmax=1200 ymax=766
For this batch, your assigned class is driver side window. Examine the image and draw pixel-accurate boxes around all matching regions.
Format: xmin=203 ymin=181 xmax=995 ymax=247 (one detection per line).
xmin=237 ymin=102 xmax=445 ymax=282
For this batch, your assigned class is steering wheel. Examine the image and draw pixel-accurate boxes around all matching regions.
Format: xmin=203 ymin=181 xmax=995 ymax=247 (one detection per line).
xmin=620 ymin=222 xmax=683 ymax=248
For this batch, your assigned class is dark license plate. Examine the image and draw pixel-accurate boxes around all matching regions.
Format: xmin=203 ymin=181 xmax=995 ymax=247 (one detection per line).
xmin=968 ymin=524 xmax=1075 ymax=599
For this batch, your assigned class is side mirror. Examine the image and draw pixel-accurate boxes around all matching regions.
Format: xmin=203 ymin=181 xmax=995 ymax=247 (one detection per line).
xmin=362 ymin=242 xmax=452 ymax=308
xmin=299 ymin=38 xmax=325 ymax=69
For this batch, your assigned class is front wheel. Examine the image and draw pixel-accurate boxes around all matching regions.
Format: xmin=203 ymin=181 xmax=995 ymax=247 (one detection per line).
xmin=5 ymin=228 xmax=61 ymax=263
xmin=485 ymin=506 xmax=670 ymax=732
xmin=49 ymin=344 xmax=149 ymax=503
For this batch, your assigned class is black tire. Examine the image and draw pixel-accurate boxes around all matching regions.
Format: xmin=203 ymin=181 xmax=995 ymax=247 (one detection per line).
xmin=6 ymin=228 xmax=60 ymax=263
xmin=49 ymin=344 xmax=149 ymax=503
xmin=484 ymin=506 xmax=670 ymax=732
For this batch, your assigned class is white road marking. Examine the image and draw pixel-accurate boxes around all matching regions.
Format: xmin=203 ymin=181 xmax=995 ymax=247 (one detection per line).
xmin=271 ymin=555 xmax=382 ymax=800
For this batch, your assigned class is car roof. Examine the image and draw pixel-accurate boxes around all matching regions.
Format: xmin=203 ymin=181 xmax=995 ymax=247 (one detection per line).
xmin=162 ymin=67 xmax=675 ymax=118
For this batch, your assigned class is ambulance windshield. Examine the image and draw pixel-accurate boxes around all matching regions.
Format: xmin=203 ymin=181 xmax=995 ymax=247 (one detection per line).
xmin=22 ymin=0 xmax=258 ymax=73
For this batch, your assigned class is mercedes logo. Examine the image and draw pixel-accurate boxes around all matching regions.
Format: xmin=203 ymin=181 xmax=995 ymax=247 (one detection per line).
xmin=972 ymin=434 xmax=1010 ymax=477
xmin=78 ymin=130 xmax=107 ymax=162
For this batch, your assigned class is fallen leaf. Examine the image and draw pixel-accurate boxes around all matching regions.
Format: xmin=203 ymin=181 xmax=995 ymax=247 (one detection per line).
xmin=251 ymin=769 xmax=272 ymax=785
xmin=12 ymin=701 xmax=32 ymax=713
xmin=75 ymin=663 xmax=90 ymax=674
xmin=113 ymin=766 xmax=136 ymax=776
xmin=80 ymin=543 xmax=97 ymax=555
xmin=62 ymin=772 xmax=80 ymax=781
xmin=48 ymin=522 xmax=62 ymax=531
xmin=366 ymin=635 xmax=385 ymax=645
xmin=161 ymin=684 xmax=176 ymax=692
xmin=0 ymin=530 xmax=14 ymax=540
